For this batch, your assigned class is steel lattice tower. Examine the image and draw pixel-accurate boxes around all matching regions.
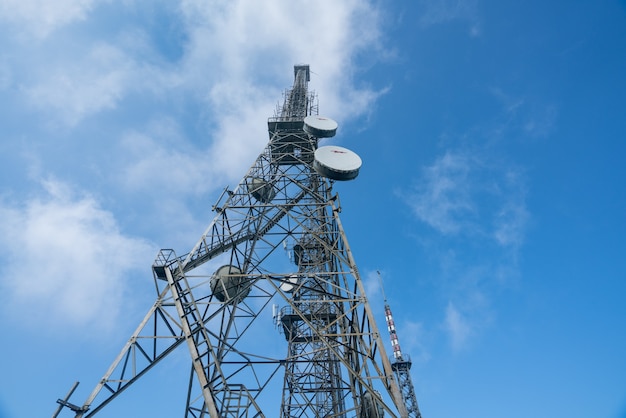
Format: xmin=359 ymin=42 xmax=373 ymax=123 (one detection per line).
xmin=54 ymin=65 xmax=409 ymax=418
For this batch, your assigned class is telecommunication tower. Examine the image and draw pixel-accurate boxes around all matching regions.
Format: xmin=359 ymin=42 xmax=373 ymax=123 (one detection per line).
xmin=378 ymin=272 xmax=423 ymax=418
xmin=54 ymin=65 xmax=410 ymax=418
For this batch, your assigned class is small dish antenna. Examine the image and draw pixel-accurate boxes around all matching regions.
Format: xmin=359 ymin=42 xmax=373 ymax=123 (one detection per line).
xmin=304 ymin=115 xmax=338 ymax=138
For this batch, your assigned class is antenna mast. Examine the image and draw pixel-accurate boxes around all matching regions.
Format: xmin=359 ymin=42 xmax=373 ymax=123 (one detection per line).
xmin=378 ymin=271 xmax=424 ymax=418
xmin=53 ymin=66 xmax=409 ymax=418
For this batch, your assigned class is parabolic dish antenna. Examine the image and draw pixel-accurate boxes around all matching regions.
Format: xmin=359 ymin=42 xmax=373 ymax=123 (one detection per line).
xmin=304 ymin=115 xmax=338 ymax=138
xmin=313 ymin=145 xmax=362 ymax=181
xmin=247 ymin=177 xmax=275 ymax=203
xmin=210 ymin=265 xmax=250 ymax=304
xmin=279 ymin=275 xmax=299 ymax=293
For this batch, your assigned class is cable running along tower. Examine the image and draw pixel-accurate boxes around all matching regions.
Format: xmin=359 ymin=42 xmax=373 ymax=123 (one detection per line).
xmin=54 ymin=65 xmax=411 ymax=418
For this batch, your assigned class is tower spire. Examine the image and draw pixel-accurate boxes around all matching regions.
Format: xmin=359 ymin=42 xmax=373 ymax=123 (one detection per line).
xmin=378 ymin=271 xmax=424 ymax=418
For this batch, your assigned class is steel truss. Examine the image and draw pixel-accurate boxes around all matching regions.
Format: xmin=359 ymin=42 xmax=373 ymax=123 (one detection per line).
xmin=55 ymin=65 xmax=408 ymax=418
xmin=392 ymin=357 xmax=422 ymax=418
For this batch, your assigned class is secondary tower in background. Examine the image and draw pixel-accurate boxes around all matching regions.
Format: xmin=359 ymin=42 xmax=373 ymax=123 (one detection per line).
xmin=379 ymin=271 xmax=423 ymax=418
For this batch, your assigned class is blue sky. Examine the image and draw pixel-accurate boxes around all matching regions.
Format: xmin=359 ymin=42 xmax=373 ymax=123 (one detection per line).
xmin=0 ymin=1 xmax=625 ymax=417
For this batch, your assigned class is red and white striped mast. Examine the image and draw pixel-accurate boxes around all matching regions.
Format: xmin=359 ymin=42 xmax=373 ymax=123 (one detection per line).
xmin=378 ymin=271 xmax=423 ymax=418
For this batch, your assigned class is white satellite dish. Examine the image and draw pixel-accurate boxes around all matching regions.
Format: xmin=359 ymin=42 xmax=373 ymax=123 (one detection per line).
xmin=304 ymin=115 xmax=338 ymax=138
xmin=280 ymin=275 xmax=299 ymax=293
xmin=313 ymin=145 xmax=362 ymax=181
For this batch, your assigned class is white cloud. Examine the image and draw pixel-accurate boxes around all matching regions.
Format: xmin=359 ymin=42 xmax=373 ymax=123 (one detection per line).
xmin=0 ymin=0 xmax=98 ymax=39
xmin=523 ymin=104 xmax=558 ymax=138
xmin=10 ymin=0 xmax=387 ymax=190
xmin=494 ymin=196 xmax=529 ymax=249
xmin=407 ymin=149 xmax=528 ymax=249
xmin=417 ymin=0 xmax=480 ymax=34
xmin=117 ymin=121 xmax=223 ymax=195
xmin=490 ymin=87 xmax=558 ymax=140
xmin=0 ymin=179 xmax=155 ymax=334
xmin=407 ymin=151 xmax=476 ymax=235
xmin=5 ymin=0 xmax=387 ymax=182
xmin=25 ymin=43 xmax=140 ymax=126
xmin=174 ymin=0 xmax=386 ymax=178
xmin=204 ymin=87 xmax=278 ymax=179
xmin=0 ymin=58 xmax=11 ymax=90
xmin=179 ymin=0 xmax=382 ymax=85
xmin=0 ymin=0 xmax=390 ymax=333
xmin=396 ymin=319 xmax=429 ymax=362
xmin=111 ymin=118 xmax=241 ymax=249
xmin=363 ymin=269 xmax=384 ymax=301
xmin=406 ymin=150 xmax=527 ymax=349
xmin=444 ymin=301 xmax=472 ymax=351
